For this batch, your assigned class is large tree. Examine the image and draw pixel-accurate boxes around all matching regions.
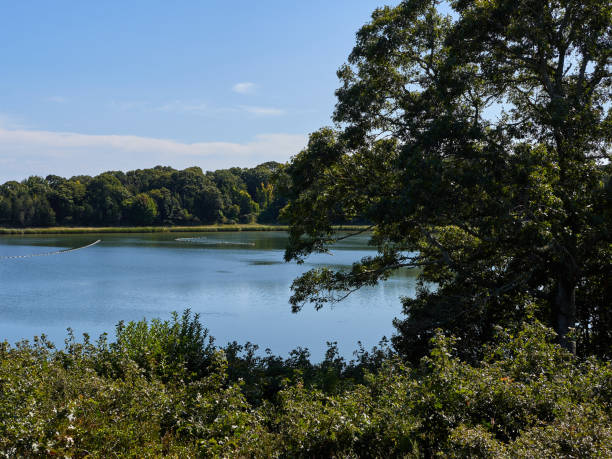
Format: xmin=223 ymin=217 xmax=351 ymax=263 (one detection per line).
xmin=282 ymin=0 xmax=611 ymax=360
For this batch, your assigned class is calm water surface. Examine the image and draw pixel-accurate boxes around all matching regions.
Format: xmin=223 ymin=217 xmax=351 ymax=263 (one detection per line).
xmin=0 ymin=232 xmax=415 ymax=360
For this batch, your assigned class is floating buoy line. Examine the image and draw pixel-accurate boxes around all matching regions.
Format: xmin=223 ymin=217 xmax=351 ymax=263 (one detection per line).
xmin=0 ymin=240 xmax=101 ymax=260
xmin=175 ymin=236 xmax=255 ymax=246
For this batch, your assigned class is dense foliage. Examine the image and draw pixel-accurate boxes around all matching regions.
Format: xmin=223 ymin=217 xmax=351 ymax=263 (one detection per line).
xmin=0 ymin=312 xmax=612 ymax=457
xmin=0 ymin=311 xmax=610 ymax=457
xmin=281 ymin=0 xmax=611 ymax=361
xmin=0 ymin=162 xmax=285 ymax=227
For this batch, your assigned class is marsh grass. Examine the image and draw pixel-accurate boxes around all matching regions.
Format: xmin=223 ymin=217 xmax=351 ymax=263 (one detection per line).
xmin=0 ymin=224 xmax=369 ymax=235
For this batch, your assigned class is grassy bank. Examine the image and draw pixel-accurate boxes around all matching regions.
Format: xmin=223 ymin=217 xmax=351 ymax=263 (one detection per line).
xmin=0 ymin=224 xmax=370 ymax=235
xmin=0 ymin=224 xmax=287 ymax=235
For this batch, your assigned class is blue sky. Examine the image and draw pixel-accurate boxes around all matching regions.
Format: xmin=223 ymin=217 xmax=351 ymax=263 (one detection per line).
xmin=0 ymin=1 xmax=399 ymax=182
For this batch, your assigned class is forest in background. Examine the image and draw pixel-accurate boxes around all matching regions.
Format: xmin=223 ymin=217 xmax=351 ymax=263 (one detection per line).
xmin=0 ymin=162 xmax=287 ymax=227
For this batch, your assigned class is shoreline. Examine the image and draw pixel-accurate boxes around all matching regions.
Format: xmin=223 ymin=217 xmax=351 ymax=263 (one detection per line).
xmin=0 ymin=224 xmax=370 ymax=235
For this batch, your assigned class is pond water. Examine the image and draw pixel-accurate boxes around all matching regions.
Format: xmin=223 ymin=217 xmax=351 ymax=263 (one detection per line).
xmin=0 ymin=231 xmax=416 ymax=360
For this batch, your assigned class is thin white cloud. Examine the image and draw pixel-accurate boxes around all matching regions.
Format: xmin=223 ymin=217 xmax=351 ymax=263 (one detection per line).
xmin=155 ymin=100 xmax=209 ymax=113
xmin=0 ymin=113 xmax=27 ymax=130
xmin=109 ymin=98 xmax=286 ymax=118
xmin=109 ymin=100 xmax=149 ymax=111
xmin=45 ymin=96 xmax=67 ymax=104
xmin=232 ymin=82 xmax=256 ymax=94
xmin=0 ymin=127 xmax=307 ymax=182
xmin=240 ymin=106 xmax=285 ymax=116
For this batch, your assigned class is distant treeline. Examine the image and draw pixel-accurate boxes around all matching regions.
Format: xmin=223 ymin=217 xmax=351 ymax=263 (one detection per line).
xmin=0 ymin=162 xmax=287 ymax=227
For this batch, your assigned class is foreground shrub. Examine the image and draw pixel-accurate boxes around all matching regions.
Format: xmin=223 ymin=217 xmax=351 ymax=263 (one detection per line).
xmin=0 ymin=314 xmax=610 ymax=457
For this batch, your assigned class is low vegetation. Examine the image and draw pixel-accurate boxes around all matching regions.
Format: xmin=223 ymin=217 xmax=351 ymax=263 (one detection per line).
xmin=1 ymin=311 xmax=610 ymax=457
xmin=0 ymin=224 xmax=368 ymax=235
xmin=0 ymin=224 xmax=286 ymax=235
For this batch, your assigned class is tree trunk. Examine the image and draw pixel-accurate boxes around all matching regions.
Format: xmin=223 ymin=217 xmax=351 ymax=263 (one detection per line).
xmin=556 ymin=277 xmax=576 ymax=354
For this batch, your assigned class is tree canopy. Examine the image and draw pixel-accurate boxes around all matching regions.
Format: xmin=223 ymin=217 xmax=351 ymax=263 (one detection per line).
xmin=0 ymin=162 xmax=285 ymax=228
xmin=282 ymin=0 xmax=611 ymax=361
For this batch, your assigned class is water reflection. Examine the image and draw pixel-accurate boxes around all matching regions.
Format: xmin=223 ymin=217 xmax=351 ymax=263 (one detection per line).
xmin=0 ymin=231 xmax=415 ymax=360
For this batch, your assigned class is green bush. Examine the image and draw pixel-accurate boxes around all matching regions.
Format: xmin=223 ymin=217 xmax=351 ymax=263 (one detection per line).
xmin=110 ymin=310 xmax=215 ymax=381
xmin=0 ymin=314 xmax=610 ymax=457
